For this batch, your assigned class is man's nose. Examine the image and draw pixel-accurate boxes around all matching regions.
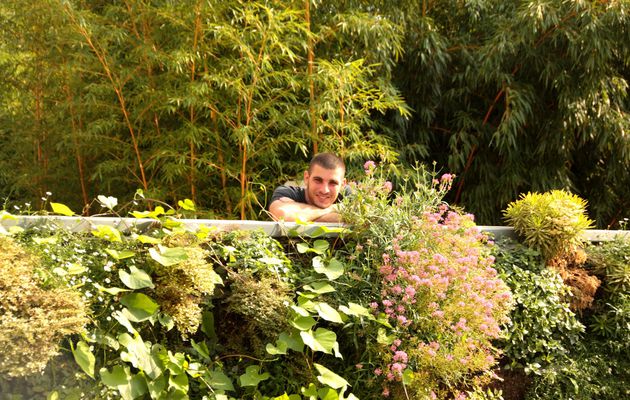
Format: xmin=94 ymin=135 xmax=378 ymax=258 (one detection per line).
xmin=322 ymin=184 xmax=330 ymax=193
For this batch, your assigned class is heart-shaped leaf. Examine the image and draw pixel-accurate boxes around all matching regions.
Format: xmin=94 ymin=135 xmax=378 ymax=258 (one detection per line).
xmin=313 ymin=257 xmax=344 ymax=280
xmin=300 ymin=328 xmax=337 ymax=354
xmin=119 ymin=266 xmax=154 ymax=289
xmin=239 ymin=365 xmax=270 ymax=387
xmin=71 ymin=340 xmax=95 ymax=379
xmin=314 ymin=302 xmax=343 ymax=323
xmin=314 ymin=363 xmax=350 ymax=390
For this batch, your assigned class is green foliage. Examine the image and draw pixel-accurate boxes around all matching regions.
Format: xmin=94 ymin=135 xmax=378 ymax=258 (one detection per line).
xmin=503 ymin=190 xmax=594 ymax=260
xmin=2 ymin=191 xmax=630 ymax=399
xmin=386 ymin=0 xmax=630 ymax=226
xmin=587 ymin=236 xmax=630 ymax=294
xmin=586 ymin=237 xmax=630 ymax=355
xmin=493 ymin=240 xmax=584 ymax=375
xmin=153 ymin=241 xmax=222 ymax=339
xmin=524 ymin=347 xmax=630 ymax=400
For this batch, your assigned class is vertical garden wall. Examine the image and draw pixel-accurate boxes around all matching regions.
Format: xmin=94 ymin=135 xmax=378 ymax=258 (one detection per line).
xmin=1 ymin=0 xmax=629 ymax=225
xmin=1 ymin=165 xmax=629 ymax=400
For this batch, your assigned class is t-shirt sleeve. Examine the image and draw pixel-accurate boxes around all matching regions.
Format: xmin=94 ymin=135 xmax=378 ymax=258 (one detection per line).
xmin=270 ymin=186 xmax=305 ymax=204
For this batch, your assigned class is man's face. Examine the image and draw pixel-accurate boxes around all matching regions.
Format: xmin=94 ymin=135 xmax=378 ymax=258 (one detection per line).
xmin=304 ymin=164 xmax=346 ymax=209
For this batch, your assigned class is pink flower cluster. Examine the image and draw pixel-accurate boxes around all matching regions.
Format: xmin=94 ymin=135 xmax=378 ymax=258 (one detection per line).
xmin=371 ymin=208 xmax=514 ymax=394
xmin=364 ymin=160 xmax=376 ymax=175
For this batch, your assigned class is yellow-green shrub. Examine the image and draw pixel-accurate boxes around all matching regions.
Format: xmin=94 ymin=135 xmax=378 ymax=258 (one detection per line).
xmin=0 ymin=236 xmax=88 ymax=377
xmin=503 ymin=190 xmax=594 ymax=261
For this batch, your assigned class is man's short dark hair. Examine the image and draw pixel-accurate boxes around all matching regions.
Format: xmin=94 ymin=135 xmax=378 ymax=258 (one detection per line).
xmin=309 ymin=152 xmax=345 ymax=173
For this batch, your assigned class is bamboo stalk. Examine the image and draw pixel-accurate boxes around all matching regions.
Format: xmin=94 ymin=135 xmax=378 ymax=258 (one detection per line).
xmin=63 ymin=82 xmax=89 ymax=209
xmin=63 ymin=5 xmax=149 ymax=192
xmin=305 ymin=0 xmax=318 ymax=153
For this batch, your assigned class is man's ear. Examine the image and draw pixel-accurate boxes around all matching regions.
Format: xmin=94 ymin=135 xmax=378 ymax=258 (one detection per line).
xmin=303 ymin=170 xmax=309 ymax=182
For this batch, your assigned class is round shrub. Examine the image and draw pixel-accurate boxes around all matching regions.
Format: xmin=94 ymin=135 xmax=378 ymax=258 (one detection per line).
xmin=503 ymin=190 xmax=593 ymax=261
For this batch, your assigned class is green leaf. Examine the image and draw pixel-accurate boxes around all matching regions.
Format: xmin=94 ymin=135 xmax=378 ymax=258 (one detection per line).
xmin=303 ymin=282 xmax=336 ymax=294
xmin=169 ymin=371 xmax=189 ymax=392
xmin=239 ymin=365 xmax=270 ymax=387
xmin=97 ymin=195 xmax=118 ymax=210
xmin=146 ymin=374 xmax=167 ymax=399
xmin=266 ymin=339 xmax=288 ymax=355
xmin=178 ymin=199 xmax=195 ymax=211
xmin=313 ymin=257 xmax=344 ymax=280
xmin=312 ymin=240 xmax=330 ymax=254
xmin=71 ymin=340 xmax=95 ymax=379
xmin=314 ymin=363 xmax=350 ymax=390
xmin=296 ymin=242 xmax=310 ymax=254
xmin=377 ymin=328 xmax=395 ymax=345
xmin=318 ymin=388 xmax=340 ymax=400
xmin=136 ymin=234 xmax=161 ymax=244
xmin=206 ymin=369 xmax=234 ymax=391
xmin=0 ymin=211 xmax=16 ymax=220
xmin=130 ymin=206 xmax=166 ymax=219
xmin=339 ymin=303 xmax=374 ymax=319
xmin=112 ymin=310 xmax=138 ymax=335
xmin=291 ymin=305 xmax=311 ymax=317
xmin=99 ymin=365 xmax=148 ymax=400
xmin=158 ymin=312 xmax=174 ymax=331
xmin=33 ymin=236 xmax=58 ymax=245
xmin=105 ymin=248 xmax=136 ymax=260
xmin=291 ymin=316 xmax=317 ymax=331
xmin=300 ymin=328 xmax=337 ymax=355
xmin=50 ymin=202 xmax=74 ymax=216
xmin=314 ymin=302 xmax=344 ymax=323
xmin=119 ymin=266 xmax=154 ymax=289
xmin=266 ymin=331 xmax=304 ymax=355
xmin=91 ymin=225 xmax=122 ymax=242
xmin=402 ymin=369 xmax=414 ymax=385
xmin=301 ymin=383 xmax=318 ymax=399
xmin=118 ymin=333 xmax=163 ymax=379
xmin=258 ymin=256 xmax=284 ymax=265
xmin=165 ymin=351 xmax=187 ymax=375
xmin=163 ymin=218 xmax=183 ymax=229
xmin=120 ymin=293 xmax=159 ymax=321
xmin=149 ymin=245 xmax=188 ymax=266
xmin=93 ymin=282 xmax=129 ymax=295
xmin=191 ymin=339 xmax=210 ymax=360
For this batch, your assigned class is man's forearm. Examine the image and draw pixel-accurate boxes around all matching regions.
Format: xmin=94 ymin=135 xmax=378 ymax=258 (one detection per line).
xmin=269 ymin=200 xmax=341 ymax=222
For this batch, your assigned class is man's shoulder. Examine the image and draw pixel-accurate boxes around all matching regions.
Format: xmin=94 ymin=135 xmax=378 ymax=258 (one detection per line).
xmin=271 ymin=185 xmax=306 ymax=203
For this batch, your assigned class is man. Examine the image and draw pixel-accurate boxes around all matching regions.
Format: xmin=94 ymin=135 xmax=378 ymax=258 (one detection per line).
xmin=269 ymin=153 xmax=347 ymax=222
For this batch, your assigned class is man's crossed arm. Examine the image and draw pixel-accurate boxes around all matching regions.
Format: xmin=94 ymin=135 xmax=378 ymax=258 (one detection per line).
xmin=268 ymin=197 xmax=342 ymax=223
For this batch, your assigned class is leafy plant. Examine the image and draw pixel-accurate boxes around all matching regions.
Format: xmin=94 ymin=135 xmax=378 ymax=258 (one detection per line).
xmin=503 ymin=190 xmax=594 ymax=261
xmin=339 ymin=162 xmax=514 ymax=399
xmin=587 ymin=236 xmax=630 ymax=294
xmin=0 ymin=236 xmax=88 ymax=379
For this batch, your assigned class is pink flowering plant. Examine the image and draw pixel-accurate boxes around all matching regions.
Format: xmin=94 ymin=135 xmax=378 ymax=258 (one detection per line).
xmin=339 ymin=162 xmax=514 ymax=399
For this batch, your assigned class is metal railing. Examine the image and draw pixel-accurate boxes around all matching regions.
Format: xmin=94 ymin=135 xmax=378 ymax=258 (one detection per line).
xmin=1 ymin=215 xmax=628 ymax=241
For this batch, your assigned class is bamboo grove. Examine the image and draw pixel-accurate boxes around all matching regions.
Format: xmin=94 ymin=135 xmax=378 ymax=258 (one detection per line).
xmin=1 ymin=0 xmax=629 ymax=225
